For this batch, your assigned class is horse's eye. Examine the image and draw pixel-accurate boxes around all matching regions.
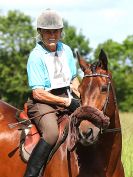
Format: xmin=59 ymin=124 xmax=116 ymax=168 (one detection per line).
xmin=101 ymin=85 xmax=108 ymax=92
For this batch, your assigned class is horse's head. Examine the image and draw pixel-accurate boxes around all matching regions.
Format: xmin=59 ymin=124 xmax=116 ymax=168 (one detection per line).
xmin=78 ymin=49 xmax=116 ymax=116
xmin=68 ymin=50 xmax=117 ymax=150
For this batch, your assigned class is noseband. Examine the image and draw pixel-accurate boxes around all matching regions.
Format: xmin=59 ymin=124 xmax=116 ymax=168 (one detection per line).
xmin=83 ymin=73 xmax=121 ymax=134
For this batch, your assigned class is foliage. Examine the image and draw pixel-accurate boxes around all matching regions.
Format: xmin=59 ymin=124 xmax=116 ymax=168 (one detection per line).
xmin=62 ymin=21 xmax=92 ymax=76
xmin=0 ymin=10 xmax=35 ymax=108
xmin=62 ymin=21 xmax=92 ymax=56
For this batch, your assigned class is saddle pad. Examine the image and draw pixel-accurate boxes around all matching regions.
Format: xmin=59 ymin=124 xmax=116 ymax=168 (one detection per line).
xmin=20 ymin=115 xmax=69 ymax=163
xmin=20 ymin=124 xmax=40 ymax=163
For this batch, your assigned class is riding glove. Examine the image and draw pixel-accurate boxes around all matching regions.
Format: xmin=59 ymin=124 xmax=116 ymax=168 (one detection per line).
xmin=68 ymin=98 xmax=80 ymax=112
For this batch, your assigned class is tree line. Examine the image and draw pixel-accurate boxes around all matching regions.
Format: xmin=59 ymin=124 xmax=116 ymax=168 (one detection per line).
xmin=0 ymin=10 xmax=133 ymax=112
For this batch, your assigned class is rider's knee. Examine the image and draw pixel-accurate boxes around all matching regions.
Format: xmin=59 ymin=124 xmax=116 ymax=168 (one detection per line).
xmin=42 ymin=129 xmax=59 ymax=146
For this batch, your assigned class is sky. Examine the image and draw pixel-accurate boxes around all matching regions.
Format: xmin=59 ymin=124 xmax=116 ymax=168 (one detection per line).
xmin=0 ymin=0 xmax=133 ymax=49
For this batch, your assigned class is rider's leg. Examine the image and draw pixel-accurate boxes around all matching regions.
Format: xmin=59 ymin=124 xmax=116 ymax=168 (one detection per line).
xmin=24 ymin=103 xmax=59 ymax=177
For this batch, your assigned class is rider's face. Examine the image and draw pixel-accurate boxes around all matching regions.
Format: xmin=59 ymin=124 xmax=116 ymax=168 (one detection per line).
xmin=39 ymin=29 xmax=62 ymax=51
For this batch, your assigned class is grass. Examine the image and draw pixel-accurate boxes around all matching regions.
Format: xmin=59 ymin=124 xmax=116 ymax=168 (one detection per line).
xmin=120 ymin=112 xmax=133 ymax=177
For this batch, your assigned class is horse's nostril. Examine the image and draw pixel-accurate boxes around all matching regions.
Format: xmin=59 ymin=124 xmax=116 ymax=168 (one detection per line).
xmin=80 ymin=128 xmax=93 ymax=139
xmin=86 ymin=128 xmax=93 ymax=138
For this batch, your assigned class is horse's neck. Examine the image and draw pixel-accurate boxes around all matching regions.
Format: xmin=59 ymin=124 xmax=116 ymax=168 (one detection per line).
xmin=107 ymin=104 xmax=121 ymax=129
xmin=113 ymin=107 xmax=121 ymax=128
xmin=76 ymin=144 xmax=106 ymax=176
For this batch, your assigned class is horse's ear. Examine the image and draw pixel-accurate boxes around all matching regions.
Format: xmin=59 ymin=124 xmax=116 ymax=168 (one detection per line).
xmin=99 ymin=49 xmax=108 ymax=70
xmin=76 ymin=51 xmax=89 ymax=72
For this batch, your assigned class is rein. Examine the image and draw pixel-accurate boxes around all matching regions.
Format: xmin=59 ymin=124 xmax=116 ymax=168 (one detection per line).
xmin=101 ymin=127 xmax=121 ymax=134
xmin=83 ymin=73 xmax=115 ymax=114
xmin=83 ymin=73 xmax=121 ymax=134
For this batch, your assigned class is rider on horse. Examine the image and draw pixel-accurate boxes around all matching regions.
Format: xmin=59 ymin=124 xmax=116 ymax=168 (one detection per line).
xmin=24 ymin=8 xmax=80 ymax=177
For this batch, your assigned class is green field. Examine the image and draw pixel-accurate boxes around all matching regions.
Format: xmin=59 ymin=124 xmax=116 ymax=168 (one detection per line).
xmin=120 ymin=112 xmax=133 ymax=177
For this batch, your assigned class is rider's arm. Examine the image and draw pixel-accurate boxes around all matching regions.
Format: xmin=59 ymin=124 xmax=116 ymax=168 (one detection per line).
xmin=32 ymin=88 xmax=71 ymax=107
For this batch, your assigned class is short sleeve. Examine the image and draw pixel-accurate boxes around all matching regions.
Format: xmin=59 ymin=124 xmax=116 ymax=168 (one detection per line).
xmin=27 ymin=51 xmax=48 ymax=90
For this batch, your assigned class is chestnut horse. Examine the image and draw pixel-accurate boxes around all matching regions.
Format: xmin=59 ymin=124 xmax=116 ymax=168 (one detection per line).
xmin=0 ymin=49 xmax=124 ymax=177
xmin=0 ymin=99 xmax=102 ymax=177
xmin=76 ymin=49 xmax=125 ymax=177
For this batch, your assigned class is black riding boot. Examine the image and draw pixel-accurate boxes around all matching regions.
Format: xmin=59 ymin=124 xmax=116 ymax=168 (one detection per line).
xmin=24 ymin=138 xmax=53 ymax=177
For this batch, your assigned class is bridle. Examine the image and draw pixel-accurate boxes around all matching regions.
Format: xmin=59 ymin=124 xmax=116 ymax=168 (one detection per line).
xmin=83 ymin=73 xmax=115 ymax=114
xmin=83 ymin=73 xmax=121 ymax=134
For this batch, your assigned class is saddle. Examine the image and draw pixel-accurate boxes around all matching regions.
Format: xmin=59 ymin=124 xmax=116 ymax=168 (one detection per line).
xmin=16 ymin=104 xmax=69 ymax=163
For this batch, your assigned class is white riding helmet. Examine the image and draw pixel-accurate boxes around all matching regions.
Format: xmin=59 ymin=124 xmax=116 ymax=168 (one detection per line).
xmin=37 ymin=9 xmax=64 ymax=29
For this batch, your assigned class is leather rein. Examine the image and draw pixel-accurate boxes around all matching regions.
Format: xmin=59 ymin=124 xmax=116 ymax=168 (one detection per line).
xmin=83 ymin=73 xmax=121 ymax=134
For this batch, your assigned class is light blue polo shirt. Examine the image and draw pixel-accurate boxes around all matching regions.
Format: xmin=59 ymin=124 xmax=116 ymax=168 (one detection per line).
xmin=27 ymin=41 xmax=77 ymax=90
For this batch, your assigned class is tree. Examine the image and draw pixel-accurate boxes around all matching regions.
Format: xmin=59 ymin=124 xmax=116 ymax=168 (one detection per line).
xmin=0 ymin=10 xmax=35 ymax=108
xmin=62 ymin=21 xmax=91 ymax=56
xmin=120 ymin=35 xmax=133 ymax=111
xmin=62 ymin=21 xmax=92 ymax=79
xmin=122 ymin=35 xmax=133 ymax=68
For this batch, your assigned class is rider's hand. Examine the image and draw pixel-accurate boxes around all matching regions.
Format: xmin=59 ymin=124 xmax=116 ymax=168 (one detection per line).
xmin=67 ymin=98 xmax=80 ymax=112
